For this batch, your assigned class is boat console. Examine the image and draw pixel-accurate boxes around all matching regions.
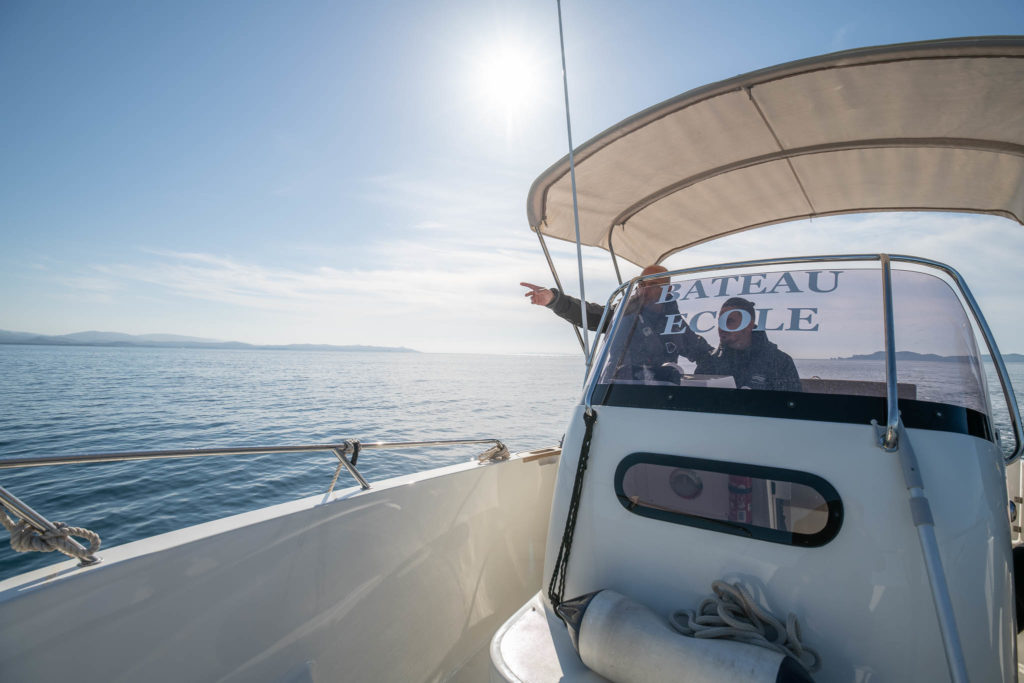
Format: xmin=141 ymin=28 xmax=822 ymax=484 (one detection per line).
xmin=492 ymin=256 xmax=1019 ymax=681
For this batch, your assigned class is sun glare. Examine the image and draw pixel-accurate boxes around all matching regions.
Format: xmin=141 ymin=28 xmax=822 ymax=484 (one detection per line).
xmin=471 ymin=42 xmax=546 ymax=132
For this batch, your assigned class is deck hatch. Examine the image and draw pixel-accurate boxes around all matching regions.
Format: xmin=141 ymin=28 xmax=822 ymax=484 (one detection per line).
xmin=614 ymin=453 xmax=843 ymax=547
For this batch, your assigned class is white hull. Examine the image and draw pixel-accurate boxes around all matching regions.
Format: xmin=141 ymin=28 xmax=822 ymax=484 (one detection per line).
xmin=0 ymin=451 xmax=559 ymax=682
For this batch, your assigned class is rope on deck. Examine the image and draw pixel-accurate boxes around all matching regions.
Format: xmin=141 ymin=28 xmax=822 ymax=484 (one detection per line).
xmin=0 ymin=507 xmax=100 ymax=561
xmin=670 ymin=580 xmax=820 ymax=673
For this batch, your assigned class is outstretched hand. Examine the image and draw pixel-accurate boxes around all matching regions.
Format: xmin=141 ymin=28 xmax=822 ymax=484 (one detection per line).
xmin=520 ymin=282 xmax=554 ymax=306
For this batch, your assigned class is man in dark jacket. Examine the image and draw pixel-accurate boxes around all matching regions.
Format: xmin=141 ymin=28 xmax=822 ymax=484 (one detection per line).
xmin=523 ymin=273 xmax=801 ymax=391
xmin=521 ymin=266 xmax=712 ymax=382
xmin=696 ymin=297 xmax=802 ymax=391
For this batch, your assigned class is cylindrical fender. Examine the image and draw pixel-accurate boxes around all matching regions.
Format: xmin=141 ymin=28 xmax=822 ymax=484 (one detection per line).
xmin=556 ymin=590 xmax=812 ymax=683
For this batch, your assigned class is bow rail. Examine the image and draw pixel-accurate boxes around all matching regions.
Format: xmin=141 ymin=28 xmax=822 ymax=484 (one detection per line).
xmin=0 ymin=437 xmax=510 ymax=567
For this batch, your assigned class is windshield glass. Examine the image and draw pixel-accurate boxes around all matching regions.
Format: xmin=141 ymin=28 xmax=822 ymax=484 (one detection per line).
xmin=595 ymin=265 xmax=988 ymax=417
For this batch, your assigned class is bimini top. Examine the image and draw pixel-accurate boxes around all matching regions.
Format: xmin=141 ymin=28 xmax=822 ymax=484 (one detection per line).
xmin=527 ymin=36 xmax=1024 ymax=267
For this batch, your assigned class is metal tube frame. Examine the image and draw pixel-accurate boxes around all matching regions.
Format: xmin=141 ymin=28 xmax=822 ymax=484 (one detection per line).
xmin=579 ymin=252 xmax=1023 ymax=462
xmin=879 ymin=255 xmax=901 ymax=451
xmin=608 ymin=233 xmax=624 ymax=285
xmin=0 ymin=438 xmax=508 ymax=470
xmin=582 ymin=278 xmax=636 ymax=406
xmin=535 ymin=227 xmax=586 ymax=353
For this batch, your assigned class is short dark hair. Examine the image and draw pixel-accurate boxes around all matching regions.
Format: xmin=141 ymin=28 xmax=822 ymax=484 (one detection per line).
xmin=720 ymin=297 xmax=755 ymax=314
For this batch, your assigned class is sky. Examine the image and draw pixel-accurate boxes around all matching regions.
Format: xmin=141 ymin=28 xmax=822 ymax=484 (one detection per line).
xmin=1 ymin=1 xmax=1023 ymax=355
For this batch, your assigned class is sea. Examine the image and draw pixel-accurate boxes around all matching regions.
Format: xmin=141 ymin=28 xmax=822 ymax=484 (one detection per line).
xmin=1 ymin=344 xmax=1021 ymax=580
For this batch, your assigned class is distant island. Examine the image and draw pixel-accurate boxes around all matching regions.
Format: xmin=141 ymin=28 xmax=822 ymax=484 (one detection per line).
xmin=0 ymin=329 xmax=418 ymax=353
xmin=836 ymin=350 xmax=1024 ymax=363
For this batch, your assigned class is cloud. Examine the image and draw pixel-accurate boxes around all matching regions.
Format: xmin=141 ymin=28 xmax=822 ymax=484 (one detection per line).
xmin=413 ymin=220 xmax=446 ymax=230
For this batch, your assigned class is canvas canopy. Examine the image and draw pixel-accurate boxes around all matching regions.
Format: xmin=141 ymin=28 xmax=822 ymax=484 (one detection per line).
xmin=527 ymin=36 xmax=1024 ymax=267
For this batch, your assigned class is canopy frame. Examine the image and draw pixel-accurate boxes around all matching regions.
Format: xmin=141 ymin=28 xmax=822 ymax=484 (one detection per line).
xmin=528 ymin=36 xmax=1024 ymax=267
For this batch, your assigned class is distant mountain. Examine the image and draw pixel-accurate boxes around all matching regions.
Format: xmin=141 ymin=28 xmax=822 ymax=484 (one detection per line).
xmin=0 ymin=329 xmax=418 ymax=353
xmin=837 ymin=350 xmax=1024 ymax=362
xmin=60 ymin=331 xmax=222 ymax=344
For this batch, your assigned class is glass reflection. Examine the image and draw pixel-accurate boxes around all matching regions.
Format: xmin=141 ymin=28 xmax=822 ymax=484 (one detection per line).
xmin=621 ymin=462 xmax=830 ymax=535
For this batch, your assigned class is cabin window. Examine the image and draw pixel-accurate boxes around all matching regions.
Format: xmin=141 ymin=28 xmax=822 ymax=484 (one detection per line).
xmin=614 ymin=453 xmax=843 ymax=547
xmin=592 ymin=266 xmax=992 ymax=441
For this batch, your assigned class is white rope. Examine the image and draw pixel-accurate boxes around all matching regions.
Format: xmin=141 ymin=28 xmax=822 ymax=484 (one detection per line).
xmin=0 ymin=507 xmax=100 ymax=562
xmin=670 ymin=580 xmax=820 ymax=673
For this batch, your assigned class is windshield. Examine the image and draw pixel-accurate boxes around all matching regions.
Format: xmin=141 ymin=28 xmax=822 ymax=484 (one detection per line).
xmin=593 ymin=265 xmax=989 ymax=428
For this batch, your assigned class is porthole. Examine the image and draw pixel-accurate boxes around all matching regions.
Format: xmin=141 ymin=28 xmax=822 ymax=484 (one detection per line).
xmin=614 ymin=453 xmax=843 ymax=547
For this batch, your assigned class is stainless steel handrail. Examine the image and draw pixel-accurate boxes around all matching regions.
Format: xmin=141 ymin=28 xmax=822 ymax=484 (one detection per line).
xmin=579 ymin=253 xmax=1022 ymax=461
xmin=0 ymin=438 xmax=507 ymax=470
xmin=0 ymin=437 xmax=510 ymax=566
xmin=880 ymin=255 xmax=900 ymax=451
xmin=583 ymin=278 xmax=636 ymax=410
xmin=582 ymin=286 xmax=631 ymax=385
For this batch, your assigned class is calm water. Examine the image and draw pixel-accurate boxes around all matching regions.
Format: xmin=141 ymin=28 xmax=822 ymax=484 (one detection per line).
xmin=0 ymin=346 xmax=585 ymax=579
xmin=1 ymin=345 xmax=1021 ymax=580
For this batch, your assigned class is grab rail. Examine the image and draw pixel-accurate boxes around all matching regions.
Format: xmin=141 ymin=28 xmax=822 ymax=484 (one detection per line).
xmin=0 ymin=438 xmax=510 ymax=566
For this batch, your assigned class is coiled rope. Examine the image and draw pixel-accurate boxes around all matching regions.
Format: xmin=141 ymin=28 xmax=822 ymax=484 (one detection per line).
xmin=670 ymin=580 xmax=820 ymax=673
xmin=0 ymin=507 xmax=100 ymax=562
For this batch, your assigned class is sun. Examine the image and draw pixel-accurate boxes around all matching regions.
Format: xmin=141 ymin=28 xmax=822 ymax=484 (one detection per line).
xmin=471 ymin=41 xmax=546 ymax=132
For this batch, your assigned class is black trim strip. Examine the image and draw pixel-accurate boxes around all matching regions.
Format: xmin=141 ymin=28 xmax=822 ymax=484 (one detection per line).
xmin=614 ymin=453 xmax=844 ymax=547
xmin=592 ymin=384 xmax=993 ymax=442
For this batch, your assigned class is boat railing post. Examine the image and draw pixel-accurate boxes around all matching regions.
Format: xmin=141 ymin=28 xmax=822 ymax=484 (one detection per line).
xmin=608 ymin=231 xmax=624 ymax=285
xmin=879 ymin=254 xmax=900 ymax=451
xmin=583 ymin=278 xmax=636 ymax=410
xmin=329 ymin=441 xmax=370 ymax=493
xmin=583 ymin=282 xmax=632 ymax=382
xmin=880 ymin=256 xmax=969 ymax=682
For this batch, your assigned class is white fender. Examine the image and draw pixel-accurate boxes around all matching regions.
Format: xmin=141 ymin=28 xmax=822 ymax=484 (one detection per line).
xmin=557 ymin=590 xmax=812 ymax=683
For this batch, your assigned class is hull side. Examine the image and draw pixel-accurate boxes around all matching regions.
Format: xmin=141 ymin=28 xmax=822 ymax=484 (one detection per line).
xmin=0 ymin=452 xmax=558 ymax=682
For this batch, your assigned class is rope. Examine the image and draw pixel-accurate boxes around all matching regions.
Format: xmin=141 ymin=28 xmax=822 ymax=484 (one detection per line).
xmin=548 ymin=408 xmax=597 ymax=610
xmin=670 ymin=580 xmax=820 ymax=673
xmin=0 ymin=507 xmax=100 ymax=562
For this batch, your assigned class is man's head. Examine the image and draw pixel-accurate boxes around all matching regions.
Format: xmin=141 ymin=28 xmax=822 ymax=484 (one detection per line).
xmin=638 ymin=264 xmax=669 ymax=303
xmin=718 ymin=297 xmax=756 ymax=350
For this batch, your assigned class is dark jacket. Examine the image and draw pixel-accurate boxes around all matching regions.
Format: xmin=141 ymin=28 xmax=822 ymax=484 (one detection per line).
xmin=547 ymin=289 xmax=712 ymax=381
xmin=545 ymin=288 xmax=608 ymax=332
xmin=695 ymin=331 xmax=802 ymax=391
xmin=548 ymin=289 xmax=801 ymax=391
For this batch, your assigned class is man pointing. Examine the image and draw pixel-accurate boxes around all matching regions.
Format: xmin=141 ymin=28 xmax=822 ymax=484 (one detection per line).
xmin=521 ymin=265 xmax=712 ymax=381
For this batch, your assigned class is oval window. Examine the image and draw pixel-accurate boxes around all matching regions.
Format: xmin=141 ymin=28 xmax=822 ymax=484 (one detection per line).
xmin=615 ymin=453 xmax=843 ymax=547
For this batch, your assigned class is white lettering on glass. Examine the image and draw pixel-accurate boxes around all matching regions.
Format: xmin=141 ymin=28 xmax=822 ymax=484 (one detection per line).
xmin=788 ymin=307 xmax=819 ymax=331
xmin=681 ymin=280 xmax=708 ymax=300
xmin=710 ymin=275 xmax=739 ymax=297
xmin=807 ymin=270 xmax=842 ymax=293
xmin=768 ymin=271 xmax=802 ymax=294
xmin=719 ymin=309 xmax=752 ymax=332
xmin=690 ymin=310 xmax=717 ymax=333
xmin=755 ymin=308 xmax=784 ymax=331
xmin=739 ymin=273 xmax=766 ymax=295
xmin=657 ymin=283 xmax=681 ymax=304
xmin=661 ymin=313 xmax=689 ymax=335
